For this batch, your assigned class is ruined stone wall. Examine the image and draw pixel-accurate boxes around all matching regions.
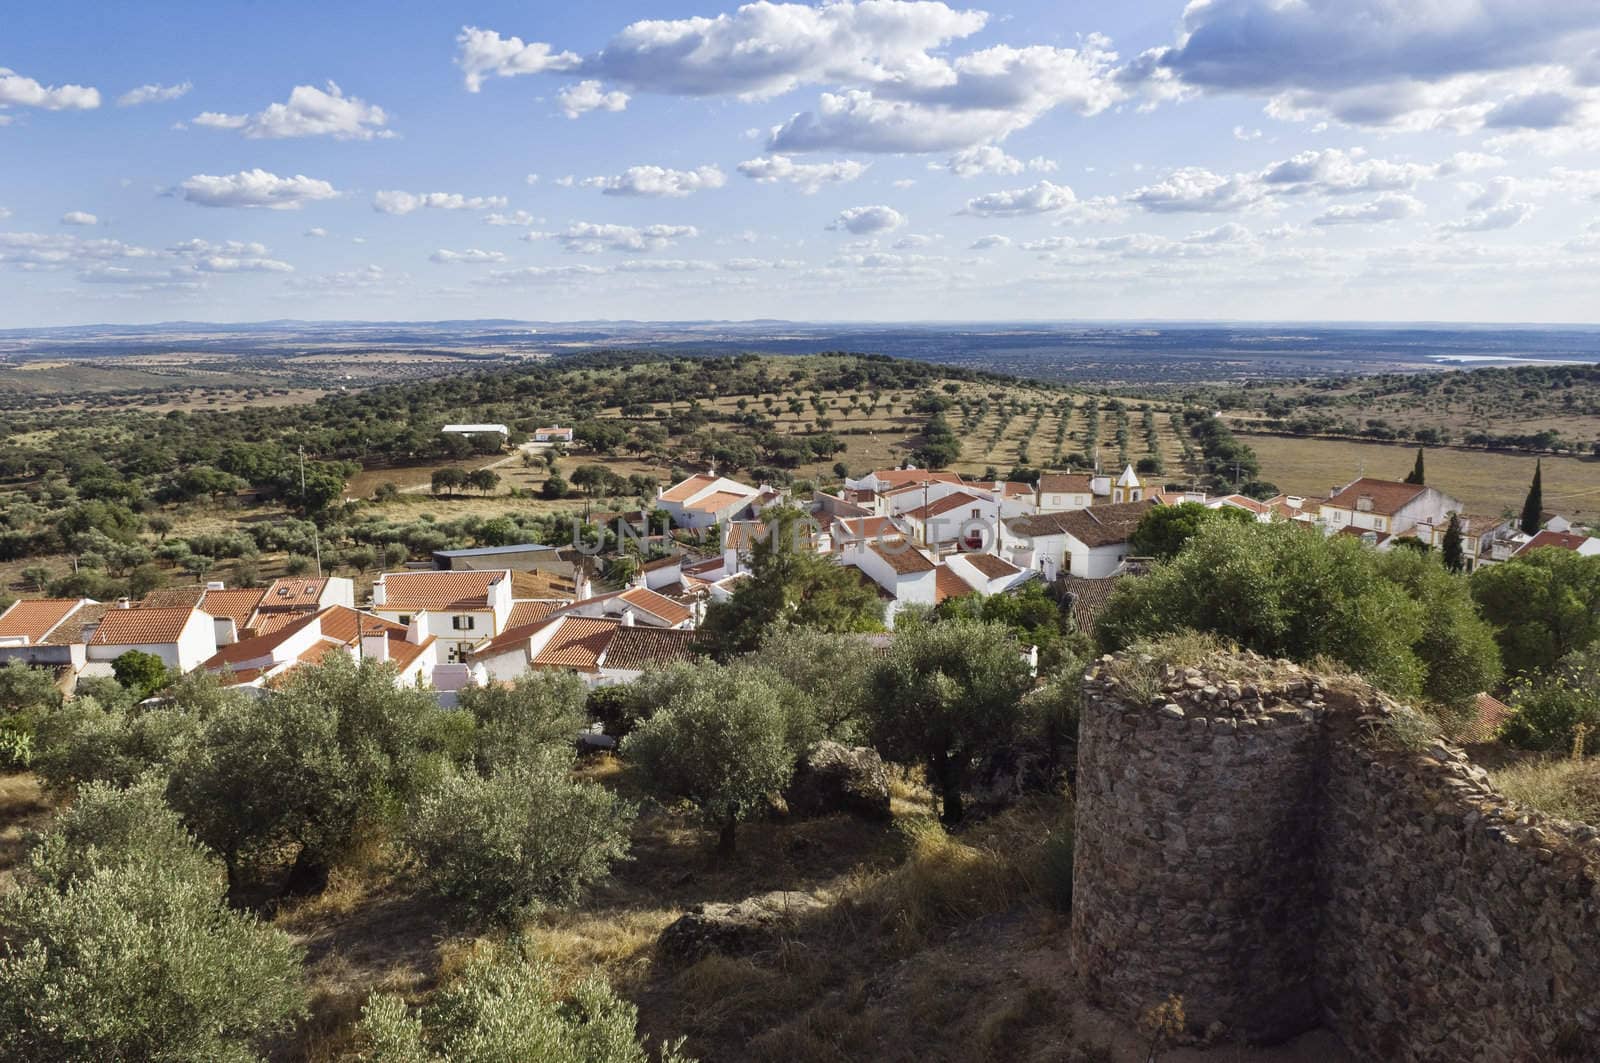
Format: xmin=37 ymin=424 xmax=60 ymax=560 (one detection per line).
xmin=1071 ymin=650 xmax=1600 ymax=1061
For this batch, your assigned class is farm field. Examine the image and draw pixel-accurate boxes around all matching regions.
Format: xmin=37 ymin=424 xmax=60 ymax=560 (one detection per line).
xmin=1245 ymin=432 xmax=1600 ymax=520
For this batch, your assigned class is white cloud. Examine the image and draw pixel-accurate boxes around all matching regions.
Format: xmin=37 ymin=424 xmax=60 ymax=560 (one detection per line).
xmin=1127 ymin=168 xmax=1263 ymax=213
xmin=960 ymin=180 xmax=1085 ymax=217
xmin=534 ymin=221 xmax=699 ymax=253
xmin=117 ymin=82 xmax=190 ymax=107
xmin=179 ymin=169 xmax=339 ymax=210
xmin=456 ymin=26 xmax=581 ymax=92
xmin=938 ymin=147 xmax=1058 ymax=179
xmin=1233 ymin=125 xmax=1262 ymax=141
xmin=613 ymin=258 xmax=717 ymax=272
xmin=192 ymin=81 xmax=391 ymax=139
xmin=480 ymin=264 xmax=609 ymax=286
xmin=736 ymin=155 xmax=868 ymax=193
xmin=304 ymin=227 xmax=328 ymax=238
xmin=723 ymin=257 xmax=802 ymax=271
xmin=60 ymin=211 xmax=97 ymax=226
xmin=1260 ymin=148 xmax=1430 ymax=196
xmin=0 ymin=67 xmax=100 ymax=110
xmin=1441 ymin=177 xmax=1535 ymax=233
xmin=430 ymin=248 xmax=508 ymax=264
xmin=1313 ymin=193 xmax=1424 ymax=226
xmin=373 ymin=190 xmax=507 ymax=215
xmin=581 ymin=164 xmax=725 ymax=197
xmin=0 ymin=208 xmax=10 ymax=220
xmin=557 ymin=80 xmax=629 ymax=118
xmin=969 ymin=234 xmax=1011 ymax=249
xmin=826 ymin=204 xmax=906 ymax=234
xmin=286 ymin=264 xmax=395 ymax=292
xmin=485 ymin=210 xmax=543 ymax=227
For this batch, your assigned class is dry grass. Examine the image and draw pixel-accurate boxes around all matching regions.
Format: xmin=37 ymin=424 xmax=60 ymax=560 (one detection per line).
xmin=1491 ymin=758 xmax=1600 ymax=825
xmin=0 ymin=771 xmax=54 ymax=888
xmin=1245 ymin=432 xmax=1600 ymax=520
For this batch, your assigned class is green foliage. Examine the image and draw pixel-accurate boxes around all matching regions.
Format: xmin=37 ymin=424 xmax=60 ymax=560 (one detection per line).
xmin=168 ymin=652 xmax=448 ymax=891
xmin=1471 ymin=547 xmax=1600 ymax=676
xmin=1128 ymin=501 xmax=1252 ymax=561
xmin=696 ymin=508 xmax=883 ymax=658
xmin=1502 ymin=679 xmax=1600 ymax=754
xmin=1098 ymin=521 xmax=1500 ymax=708
xmin=1521 ymin=459 xmax=1544 ymax=535
xmin=457 ymin=671 xmax=587 ymax=775
xmin=354 ymin=937 xmax=690 ymax=1063
xmin=932 ymin=580 xmax=1082 ymax=672
xmin=1441 ymin=512 xmax=1464 ymax=573
xmin=33 ymin=698 xmax=203 ymax=794
xmin=1404 ymin=447 xmax=1425 ymax=485
xmin=744 ymin=625 xmax=878 ymax=743
xmin=623 ymin=662 xmax=810 ymax=852
xmin=0 ymin=778 xmax=306 ymax=1062
xmin=111 ymin=649 xmax=171 ymax=700
xmin=402 ymin=764 xmax=634 ymax=924
xmin=1372 ymin=549 xmax=1501 ymax=719
xmin=0 ymin=660 xmax=64 ymax=769
xmin=866 ymin=619 xmax=1035 ymax=824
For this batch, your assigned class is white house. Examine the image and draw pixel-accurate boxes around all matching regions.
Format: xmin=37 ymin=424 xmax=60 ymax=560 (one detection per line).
xmin=201 ymin=606 xmax=437 ymax=690
xmin=1407 ymin=513 xmax=1517 ymax=570
xmin=467 ymin=614 xmax=697 ymax=687
xmin=1316 ymin=478 xmax=1462 ymax=538
xmin=840 ymin=541 xmax=936 ymax=626
xmin=371 ymin=569 xmax=514 ymax=664
xmin=558 ymin=586 xmax=697 ymax=629
xmin=441 ymin=423 xmax=508 ymax=437
xmin=534 ymin=426 xmax=575 ymax=443
xmin=1206 ymin=494 xmax=1273 ymax=522
xmin=1001 ymin=499 xmax=1157 ymax=580
xmin=1513 ymin=529 xmax=1600 ymax=559
xmin=86 ymin=604 xmax=217 ymax=673
xmin=0 ymin=598 xmax=105 ymax=674
xmin=944 ymin=551 xmax=1033 ymax=596
xmin=655 ymin=472 xmax=769 ymax=531
xmin=1036 ymin=473 xmax=1098 ymax=513
xmin=900 ymin=490 xmax=998 ymax=552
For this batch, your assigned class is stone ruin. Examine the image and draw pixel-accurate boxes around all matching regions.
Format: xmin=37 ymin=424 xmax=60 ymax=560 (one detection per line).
xmin=1071 ymin=649 xmax=1600 ymax=1062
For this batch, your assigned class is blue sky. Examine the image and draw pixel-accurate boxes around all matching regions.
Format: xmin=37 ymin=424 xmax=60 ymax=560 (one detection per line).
xmin=5 ymin=0 xmax=1600 ymax=326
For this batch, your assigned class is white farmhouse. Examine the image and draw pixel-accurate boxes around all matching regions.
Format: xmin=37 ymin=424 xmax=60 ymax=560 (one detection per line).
xmin=371 ymin=569 xmax=514 ymax=663
xmin=1001 ymin=499 xmax=1157 ymax=580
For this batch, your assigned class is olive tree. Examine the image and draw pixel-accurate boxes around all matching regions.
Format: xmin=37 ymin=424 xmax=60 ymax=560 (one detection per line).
xmin=354 ymin=937 xmax=691 ymax=1063
xmin=402 ymin=764 xmax=634 ymax=923
xmin=0 ymin=779 xmax=306 ymax=1062
xmin=865 ymin=619 xmax=1035 ymax=824
xmin=457 ymin=671 xmax=587 ymax=774
xmin=624 ymin=662 xmax=810 ymax=854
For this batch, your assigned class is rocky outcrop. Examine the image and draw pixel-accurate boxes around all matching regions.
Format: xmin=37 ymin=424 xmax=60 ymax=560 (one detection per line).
xmin=657 ymin=890 xmax=826 ymax=967
xmin=784 ymin=741 xmax=891 ymax=821
xmin=1071 ymin=649 xmax=1600 ymax=1061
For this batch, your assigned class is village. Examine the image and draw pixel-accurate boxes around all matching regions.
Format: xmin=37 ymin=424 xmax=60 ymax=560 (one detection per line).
xmin=0 ymin=448 xmax=1578 ymax=701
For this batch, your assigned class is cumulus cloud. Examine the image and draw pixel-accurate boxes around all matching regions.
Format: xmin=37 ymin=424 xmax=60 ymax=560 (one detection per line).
xmin=581 ymin=164 xmax=725 ymax=197
xmin=485 ymin=210 xmax=543 ymax=227
xmin=0 ymin=67 xmax=100 ymax=110
xmin=969 ymin=234 xmax=1011 ymax=249
xmin=480 ymin=264 xmax=609 ymax=286
xmin=940 ymin=145 xmax=1057 ymax=178
xmin=286 ymin=264 xmax=395 ymax=292
xmin=1260 ymin=148 xmax=1431 ymax=195
xmin=723 ymin=257 xmax=802 ymax=271
xmin=430 ymin=248 xmax=508 ymax=264
xmin=1134 ymin=1 xmax=1600 ymax=134
xmin=1127 ymin=168 xmax=1263 ymax=213
xmin=179 ymin=169 xmax=339 ymax=210
xmin=304 ymin=227 xmax=328 ymax=238
xmin=0 ymin=232 xmax=292 ymax=288
xmin=1313 ymin=192 xmax=1424 ymax=225
xmin=613 ymin=258 xmax=717 ymax=272
xmin=736 ymin=155 xmax=868 ymax=192
xmin=1483 ymin=91 xmax=1583 ymax=130
xmin=826 ymin=204 xmax=906 ymax=234
xmin=533 ymin=221 xmax=699 ymax=253
xmin=557 ymin=80 xmax=629 ymax=118
xmin=1440 ymin=177 xmax=1535 ymax=233
xmin=117 ymin=81 xmax=191 ymax=107
xmin=961 ymin=179 xmax=1072 ymax=216
xmin=458 ymin=7 xmax=1121 ymax=153
xmin=60 ymin=211 xmax=97 ymax=226
xmin=373 ymin=190 xmax=507 ymax=214
xmin=192 ymin=81 xmax=391 ymax=139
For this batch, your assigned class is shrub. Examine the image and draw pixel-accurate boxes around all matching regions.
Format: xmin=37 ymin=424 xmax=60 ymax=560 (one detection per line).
xmin=111 ymin=649 xmax=171 ymax=700
xmin=458 ymin=671 xmax=587 ymax=775
xmin=403 ymin=764 xmax=634 ymax=923
xmin=0 ymin=779 xmax=306 ymax=1061
xmin=353 ymin=936 xmax=691 ymax=1063
xmin=1492 ymin=759 xmax=1600 ymax=824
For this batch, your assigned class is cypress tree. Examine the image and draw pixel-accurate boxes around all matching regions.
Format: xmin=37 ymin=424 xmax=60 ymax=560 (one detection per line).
xmin=1404 ymin=448 xmax=1425 ymax=485
xmin=1442 ymin=512 xmax=1464 ymax=573
xmin=1520 ymin=460 xmax=1543 ymax=535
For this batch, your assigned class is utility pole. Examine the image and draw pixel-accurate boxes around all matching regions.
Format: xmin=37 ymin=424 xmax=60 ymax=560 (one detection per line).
xmin=300 ymin=445 xmax=323 ymax=578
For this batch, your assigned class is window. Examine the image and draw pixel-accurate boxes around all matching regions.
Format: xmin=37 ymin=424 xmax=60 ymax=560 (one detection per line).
xmin=396 ymin=614 xmax=411 ymax=626
xmin=451 ymin=615 xmax=476 ymax=631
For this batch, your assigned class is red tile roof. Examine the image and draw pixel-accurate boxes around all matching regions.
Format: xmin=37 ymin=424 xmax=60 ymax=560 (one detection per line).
xmin=905 ymin=491 xmax=985 ymax=522
xmin=1038 ymin=473 xmax=1094 ymax=494
xmin=0 ymin=599 xmax=85 ymax=644
xmin=510 ymin=569 xmax=576 ymax=598
xmin=89 ymin=606 xmax=198 ymax=646
xmin=935 ymin=564 xmax=976 ymax=603
xmin=199 ymin=587 xmax=266 ymax=629
xmin=507 ymin=599 xmax=567 ymax=629
xmin=602 ymin=627 xmax=699 ymax=671
xmin=257 ymin=577 xmax=330 ymax=611
xmin=617 ymin=587 xmax=694 ymax=626
xmin=378 ymin=570 xmax=503 ymax=612
xmin=658 ymin=474 xmax=717 ymax=503
xmin=1322 ymin=478 xmax=1426 ymax=517
xmin=531 ymin=617 xmax=620 ymax=672
xmin=870 ymin=543 xmax=937 ymax=575
xmin=686 ymin=489 xmax=752 ymax=514
xmin=1516 ymin=530 xmax=1595 ymax=556
xmin=1005 ymin=499 xmax=1156 ymax=548
xmin=872 ymin=469 xmax=965 ymax=489
xmin=961 ymin=552 xmax=1021 ymax=580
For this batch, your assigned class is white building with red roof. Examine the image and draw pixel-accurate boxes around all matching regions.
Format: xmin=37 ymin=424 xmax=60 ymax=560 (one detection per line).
xmin=86 ymin=604 xmax=217 ymax=673
xmin=202 ymin=605 xmax=437 ymax=691
xmin=467 ymin=614 xmax=697 ymax=687
xmin=1316 ymin=478 xmax=1463 ymax=538
xmin=655 ymin=471 xmax=771 ymax=531
xmin=0 ymin=598 xmax=107 ymax=673
xmin=371 ymin=569 xmax=514 ymax=663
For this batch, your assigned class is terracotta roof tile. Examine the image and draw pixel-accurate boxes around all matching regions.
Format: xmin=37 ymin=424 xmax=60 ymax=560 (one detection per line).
xmin=89 ymin=606 xmax=198 ymax=646
xmin=935 ymin=564 xmax=976 ymax=603
xmin=658 ymin=474 xmax=717 ymax=503
xmin=199 ymin=588 xmax=266 ymax=629
xmin=1059 ymin=575 xmax=1119 ymax=633
xmin=1322 ymin=478 xmax=1427 ymax=518
xmin=962 ymin=552 xmax=1021 ymax=579
xmin=1005 ymin=499 xmax=1156 ymax=548
xmin=531 ymin=617 xmax=620 ymax=672
xmin=0 ymin=599 xmax=85 ymax=643
xmin=1517 ymin=530 xmax=1595 ymax=556
xmin=1038 ymin=474 xmax=1094 ymax=494
xmin=42 ymin=602 xmax=109 ymax=646
xmin=378 ymin=570 xmax=504 ymax=612
xmin=905 ymin=491 xmax=985 ymax=522
xmin=510 ymin=569 xmax=576 ymax=598
xmin=870 ymin=543 xmax=937 ymax=575
xmin=686 ymin=489 xmax=753 ymax=514
xmin=507 ymin=599 xmax=567 ymax=629
xmin=257 ymin=578 xmax=329 ymax=611
xmin=602 ymin=627 xmax=699 ymax=671
xmin=618 ymin=587 xmax=694 ymax=626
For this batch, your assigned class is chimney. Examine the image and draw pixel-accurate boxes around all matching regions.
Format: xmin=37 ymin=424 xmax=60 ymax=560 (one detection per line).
xmin=116 ymin=597 xmax=131 ymax=610
xmin=406 ymin=611 xmax=430 ymax=643
xmin=620 ymin=609 xmax=636 ymax=627
xmin=205 ymin=580 xmax=226 ymax=591
xmin=371 ymin=577 xmax=386 ymax=607
xmin=361 ymin=633 xmax=389 ymax=662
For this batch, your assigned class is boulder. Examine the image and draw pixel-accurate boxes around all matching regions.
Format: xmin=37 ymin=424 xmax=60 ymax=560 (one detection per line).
xmin=783 ymin=740 xmax=892 ymax=821
xmin=656 ymin=890 xmax=825 ymax=967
